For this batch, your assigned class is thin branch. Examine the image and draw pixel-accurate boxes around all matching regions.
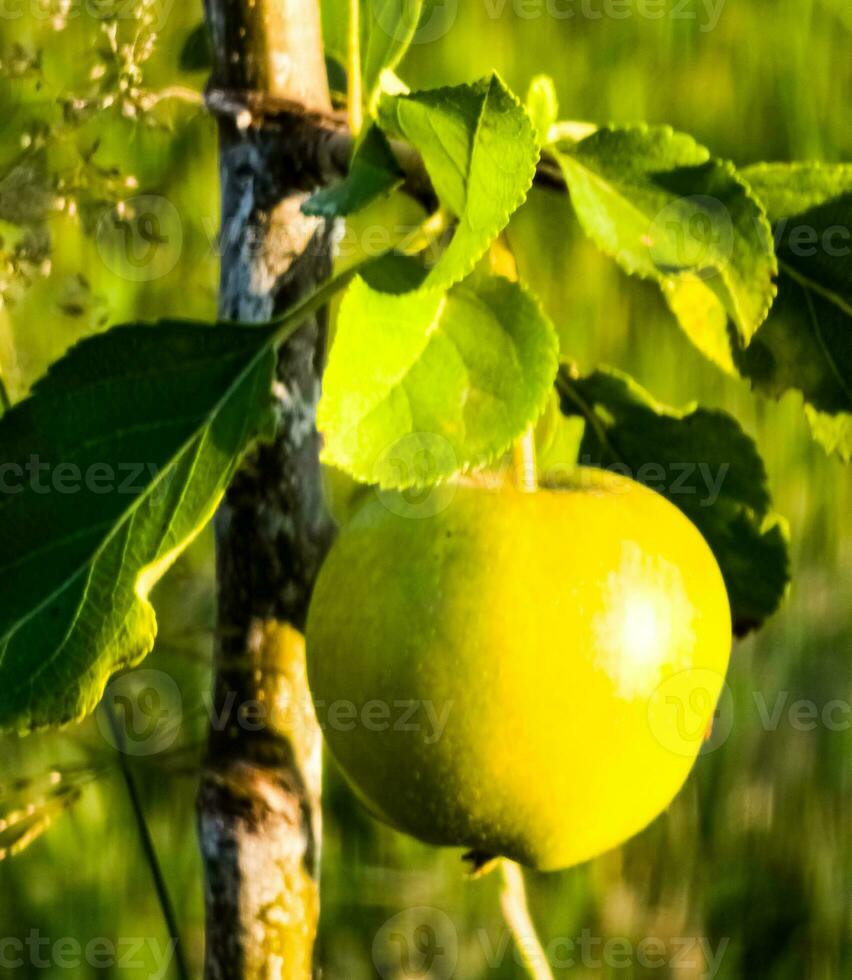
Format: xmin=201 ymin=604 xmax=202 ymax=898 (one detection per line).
xmin=347 ymin=0 xmax=363 ymax=135
xmin=203 ymin=88 xmax=568 ymax=208
xmin=104 ymin=702 xmax=191 ymax=980
xmin=141 ymin=86 xmax=205 ymax=110
xmin=499 ymin=860 xmax=555 ymax=980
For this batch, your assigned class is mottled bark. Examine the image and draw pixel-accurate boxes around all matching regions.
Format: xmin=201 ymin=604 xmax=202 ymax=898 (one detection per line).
xmin=198 ymin=2 xmax=335 ymax=978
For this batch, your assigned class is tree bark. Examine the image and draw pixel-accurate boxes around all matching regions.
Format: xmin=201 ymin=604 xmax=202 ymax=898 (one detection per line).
xmin=198 ymin=2 xmax=335 ymax=978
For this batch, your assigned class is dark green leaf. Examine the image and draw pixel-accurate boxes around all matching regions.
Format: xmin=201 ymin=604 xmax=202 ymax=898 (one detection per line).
xmin=0 ymin=321 xmax=277 ymax=732
xmin=739 ymin=163 xmax=852 ymax=460
xmin=326 ymin=55 xmax=348 ymax=100
xmin=556 ymin=366 xmax=789 ymax=634
xmin=178 ymin=23 xmax=211 ymax=73
xmin=302 ymin=125 xmax=403 ymax=219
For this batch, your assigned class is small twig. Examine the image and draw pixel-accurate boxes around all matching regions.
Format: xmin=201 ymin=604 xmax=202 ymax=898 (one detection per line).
xmin=141 ymin=86 xmax=205 ymax=110
xmin=202 ymin=88 xmax=568 ymax=210
xmin=499 ymin=860 xmax=555 ymax=980
xmin=104 ymin=702 xmax=191 ymax=980
xmin=347 ymin=0 xmax=363 ymax=136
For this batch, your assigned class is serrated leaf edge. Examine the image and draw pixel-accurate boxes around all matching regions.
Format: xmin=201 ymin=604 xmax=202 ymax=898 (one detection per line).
xmin=0 ymin=324 xmax=277 ymax=734
xmin=379 ymin=73 xmax=539 ymax=292
xmin=320 ymin=277 xmax=559 ymax=490
xmin=557 ymin=125 xmax=778 ymax=340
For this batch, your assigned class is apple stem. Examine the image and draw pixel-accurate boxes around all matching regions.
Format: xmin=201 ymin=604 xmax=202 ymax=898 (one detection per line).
xmin=499 ymin=859 xmax=555 ymax=980
xmin=513 ymin=426 xmax=539 ymax=492
xmin=493 ymin=234 xmax=538 ymax=495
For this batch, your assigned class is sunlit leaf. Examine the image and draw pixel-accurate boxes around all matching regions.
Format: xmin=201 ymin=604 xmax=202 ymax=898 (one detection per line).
xmin=660 ymin=273 xmax=738 ymax=375
xmin=319 ymin=275 xmax=558 ymax=487
xmin=320 ymin=1 xmax=423 ymax=113
xmin=553 ymin=125 xmax=777 ymax=344
xmin=362 ymin=0 xmax=424 ymax=113
xmin=526 ymin=74 xmax=558 ymax=144
xmin=378 ymin=74 xmax=538 ymax=290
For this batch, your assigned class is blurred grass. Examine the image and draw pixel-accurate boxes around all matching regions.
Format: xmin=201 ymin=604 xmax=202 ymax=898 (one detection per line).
xmin=0 ymin=1 xmax=850 ymax=978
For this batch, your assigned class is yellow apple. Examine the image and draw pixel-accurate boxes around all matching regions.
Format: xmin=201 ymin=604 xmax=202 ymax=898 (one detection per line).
xmin=306 ymin=469 xmax=731 ymax=870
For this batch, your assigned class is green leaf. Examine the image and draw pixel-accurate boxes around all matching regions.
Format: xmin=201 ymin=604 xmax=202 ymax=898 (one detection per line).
xmin=737 ymin=163 xmax=852 ymax=460
xmin=378 ymin=74 xmax=539 ymax=290
xmin=743 ymin=162 xmax=852 ymax=224
xmin=362 ymin=0 xmax=424 ymax=113
xmin=556 ymin=366 xmax=789 ymax=635
xmin=325 ymin=55 xmax=349 ymax=100
xmin=553 ymin=126 xmax=777 ymax=344
xmin=805 ymin=407 xmax=852 ymax=463
xmin=321 ymin=0 xmax=349 ymax=64
xmin=660 ymin=274 xmax=739 ymax=375
xmin=0 ymin=321 xmax=278 ymax=733
xmin=318 ymin=275 xmax=559 ymax=488
xmin=320 ymin=1 xmax=423 ymax=113
xmin=526 ymin=75 xmax=558 ymax=144
xmin=533 ymin=391 xmax=585 ymax=474
xmin=302 ymin=125 xmax=403 ymax=219
xmin=178 ymin=22 xmax=212 ymax=72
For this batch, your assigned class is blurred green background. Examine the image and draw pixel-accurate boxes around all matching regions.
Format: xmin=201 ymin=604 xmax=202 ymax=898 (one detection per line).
xmin=0 ymin=0 xmax=850 ymax=977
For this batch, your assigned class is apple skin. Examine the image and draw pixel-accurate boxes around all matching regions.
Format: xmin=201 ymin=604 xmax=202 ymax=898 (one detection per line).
xmin=306 ymin=469 xmax=731 ymax=871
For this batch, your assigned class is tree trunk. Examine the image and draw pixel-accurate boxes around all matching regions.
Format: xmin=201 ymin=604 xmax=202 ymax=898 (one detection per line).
xmin=197 ymin=2 xmax=335 ymax=977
